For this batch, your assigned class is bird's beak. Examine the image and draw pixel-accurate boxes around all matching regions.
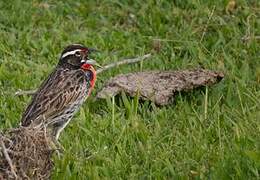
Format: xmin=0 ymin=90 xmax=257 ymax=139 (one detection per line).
xmin=81 ymin=59 xmax=102 ymax=68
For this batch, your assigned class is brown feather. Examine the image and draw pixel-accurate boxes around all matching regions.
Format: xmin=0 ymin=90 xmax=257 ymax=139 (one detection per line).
xmin=21 ymin=67 xmax=91 ymax=127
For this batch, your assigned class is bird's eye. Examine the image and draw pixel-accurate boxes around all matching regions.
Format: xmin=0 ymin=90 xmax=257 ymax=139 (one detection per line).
xmin=75 ymin=51 xmax=81 ymax=57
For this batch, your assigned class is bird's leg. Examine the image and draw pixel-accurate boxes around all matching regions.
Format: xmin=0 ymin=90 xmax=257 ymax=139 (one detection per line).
xmin=45 ymin=136 xmax=64 ymax=159
xmin=42 ymin=123 xmax=64 ymax=158
xmin=52 ymin=138 xmax=65 ymax=153
xmin=52 ymin=140 xmax=65 ymax=159
xmin=49 ymin=117 xmax=72 ymax=154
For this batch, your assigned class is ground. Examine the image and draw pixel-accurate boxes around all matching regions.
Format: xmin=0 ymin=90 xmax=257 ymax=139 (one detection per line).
xmin=0 ymin=0 xmax=259 ymax=179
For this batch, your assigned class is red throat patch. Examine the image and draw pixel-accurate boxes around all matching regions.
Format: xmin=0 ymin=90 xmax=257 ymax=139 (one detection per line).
xmin=81 ymin=63 xmax=91 ymax=70
xmin=81 ymin=64 xmax=97 ymax=88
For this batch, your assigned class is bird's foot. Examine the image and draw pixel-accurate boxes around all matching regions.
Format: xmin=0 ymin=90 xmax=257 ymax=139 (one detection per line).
xmin=49 ymin=139 xmax=64 ymax=158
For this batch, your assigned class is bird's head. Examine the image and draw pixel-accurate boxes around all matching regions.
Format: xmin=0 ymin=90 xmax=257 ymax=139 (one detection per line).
xmin=59 ymin=44 xmax=101 ymax=71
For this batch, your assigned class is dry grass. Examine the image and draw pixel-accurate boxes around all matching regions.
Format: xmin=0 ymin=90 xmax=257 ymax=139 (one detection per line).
xmin=0 ymin=127 xmax=54 ymax=179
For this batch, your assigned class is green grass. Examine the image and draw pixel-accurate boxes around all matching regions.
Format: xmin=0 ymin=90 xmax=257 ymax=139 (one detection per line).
xmin=0 ymin=0 xmax=259 ymax=179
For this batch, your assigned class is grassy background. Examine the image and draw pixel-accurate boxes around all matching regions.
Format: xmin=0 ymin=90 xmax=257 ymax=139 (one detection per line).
xmin=0 ymin=0 xmax=259 ymax=179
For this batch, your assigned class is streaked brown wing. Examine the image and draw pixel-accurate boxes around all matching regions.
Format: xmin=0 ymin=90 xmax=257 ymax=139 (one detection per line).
xmin=21 ymin=68 xmax=87 ymax=126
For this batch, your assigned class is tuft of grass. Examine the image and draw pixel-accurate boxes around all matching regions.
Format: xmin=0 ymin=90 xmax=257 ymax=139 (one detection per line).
xmin=0 ymin=0 xmax=259 ymax=179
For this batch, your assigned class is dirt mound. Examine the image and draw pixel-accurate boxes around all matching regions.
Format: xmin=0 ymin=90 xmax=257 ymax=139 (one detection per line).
xmin=97 ymin=69 xmax=224 ymax=105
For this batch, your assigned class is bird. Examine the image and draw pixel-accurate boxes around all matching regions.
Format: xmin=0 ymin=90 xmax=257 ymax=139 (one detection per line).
xmin=21 ymin=44 xmax=100 ymax=140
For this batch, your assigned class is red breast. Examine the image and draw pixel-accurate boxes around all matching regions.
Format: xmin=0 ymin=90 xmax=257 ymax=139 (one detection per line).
xmin=81 ymin=64 xmax=97 ymax=88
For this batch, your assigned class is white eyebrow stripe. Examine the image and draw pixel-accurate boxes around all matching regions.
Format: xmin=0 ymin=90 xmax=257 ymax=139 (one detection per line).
xmin=61 ymin=49 xmax=82 ymax=59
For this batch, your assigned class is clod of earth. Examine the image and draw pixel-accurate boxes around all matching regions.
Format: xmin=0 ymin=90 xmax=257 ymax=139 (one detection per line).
xmin=97 ymin=68 xmax=224 ymax=105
